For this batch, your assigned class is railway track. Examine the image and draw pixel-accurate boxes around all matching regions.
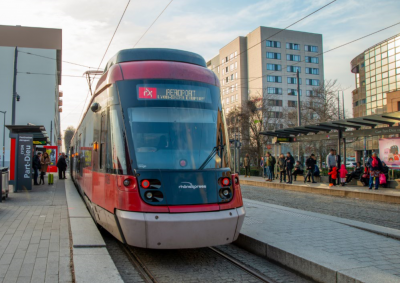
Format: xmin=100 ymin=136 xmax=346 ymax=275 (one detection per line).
xmin=121 ymin=243 xmax=279 ymax=283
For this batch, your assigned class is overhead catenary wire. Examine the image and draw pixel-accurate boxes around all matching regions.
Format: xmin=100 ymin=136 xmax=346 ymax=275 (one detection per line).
xmin=77 ymin=0 xmax=131 ymax=123
xmin=133 ymin=0 xmax=174 ymax=48
xmin=220 ymin=21 xmax=400 ymax=96
xmin=17 ymin=72 xmax=84 ymax=78
xmin=210 ymin=0 xmax=337 ymax=73
xmin=18 ymin=51 xmax=99 ymax=69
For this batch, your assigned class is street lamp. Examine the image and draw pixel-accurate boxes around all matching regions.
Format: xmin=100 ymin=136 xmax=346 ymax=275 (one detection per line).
xmin=0 ymin=111 xmax=6 ymax=167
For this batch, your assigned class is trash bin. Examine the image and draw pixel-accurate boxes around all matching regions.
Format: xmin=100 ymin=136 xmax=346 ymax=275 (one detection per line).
xmin=0 ymin=167 xmax=9 ymax=201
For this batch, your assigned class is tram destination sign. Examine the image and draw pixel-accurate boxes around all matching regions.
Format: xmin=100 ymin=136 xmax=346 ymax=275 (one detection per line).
xmin=137 ymin=84 xmax=211 ymax=103
xmin=292 ymin=125 xmax=400 ymax=142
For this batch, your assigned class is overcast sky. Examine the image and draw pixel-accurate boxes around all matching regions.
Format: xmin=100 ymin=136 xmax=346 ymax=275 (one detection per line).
xmin=1 ymin=0 xmax=400 ymax=135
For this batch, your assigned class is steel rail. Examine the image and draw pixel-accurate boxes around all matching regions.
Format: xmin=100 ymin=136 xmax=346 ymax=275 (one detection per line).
xmin=208 ymin=247 xmax=279 ymax=283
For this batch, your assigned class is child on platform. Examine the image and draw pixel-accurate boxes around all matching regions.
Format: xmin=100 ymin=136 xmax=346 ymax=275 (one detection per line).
xmin=328 ymin=166 xmax=338 ymax=186
xmin=338 ymin=164 xmax=348 ymax=186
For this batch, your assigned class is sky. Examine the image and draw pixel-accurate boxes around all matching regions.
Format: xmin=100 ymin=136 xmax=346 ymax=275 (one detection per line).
xmin=1 ymin=0 xmax=400 ymax=135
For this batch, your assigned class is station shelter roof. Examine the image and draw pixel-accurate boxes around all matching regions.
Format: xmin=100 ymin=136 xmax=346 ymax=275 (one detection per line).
xmin=6 ymin=125 xmax=49 ymax=144
xmin=260 ymin=111 xmax=400 ymax=137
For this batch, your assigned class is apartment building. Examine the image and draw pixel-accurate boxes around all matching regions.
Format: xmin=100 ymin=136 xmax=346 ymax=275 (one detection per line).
xmin=207 ymin=26 xmax=324 ymax=129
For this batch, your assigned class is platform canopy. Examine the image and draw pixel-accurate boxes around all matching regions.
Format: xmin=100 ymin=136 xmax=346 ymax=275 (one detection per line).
xmin=6 ymin=125 xmax=50 ymax=144
xmin=260 ymin=111 xmax=400 ymax=138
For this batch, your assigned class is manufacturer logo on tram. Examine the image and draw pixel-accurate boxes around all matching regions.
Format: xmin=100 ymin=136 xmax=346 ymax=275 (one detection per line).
xmin=139 ymin=87 xmax=157 ymax=99
xmin=179 ymin=182 xmax=206 ymax=190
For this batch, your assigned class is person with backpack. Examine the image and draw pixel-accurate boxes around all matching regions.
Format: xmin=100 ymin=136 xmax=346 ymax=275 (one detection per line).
xmin=305 ymin=154 xmax=317 ymax=183
xmin=277 ymin=154 xmax=286 ymax=183
xmin=367 ymin=152 xmax=383 ymax=190
xmin=285 ymin=152 xmax=295 ymax=184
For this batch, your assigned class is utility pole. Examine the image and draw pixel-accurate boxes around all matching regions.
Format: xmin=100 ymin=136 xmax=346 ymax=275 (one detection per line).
xmin=337 ymin=91 xmax=340 ymax=120
xmin=342 ymin=91 xmax=345 ymax=119
xmin=0 ymin=111 xmax=6 ymax=167
xmin=296 ymin=70 xmax=301 ymax=162
xmin=11 ymin=47 xmax=18 ymax=125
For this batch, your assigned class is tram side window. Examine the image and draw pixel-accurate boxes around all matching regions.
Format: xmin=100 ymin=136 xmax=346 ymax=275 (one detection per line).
xmin=108 ymin=106 xmax=128 ymax=174
xmin=100 ymin=112 xmax=107 ymax=169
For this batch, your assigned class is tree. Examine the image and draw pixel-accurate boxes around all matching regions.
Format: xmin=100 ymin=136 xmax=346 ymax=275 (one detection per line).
xmin=282 ymin=79 xmax=350 ymax=166
xmin=226 ymin=91 xmax=284 ymax=174
xmin=63 ymin=126 xmax=76 ymax=156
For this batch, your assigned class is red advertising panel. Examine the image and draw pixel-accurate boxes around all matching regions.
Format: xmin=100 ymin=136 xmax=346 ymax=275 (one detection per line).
xmin=43 ymin=146 xmax=58 ymax=173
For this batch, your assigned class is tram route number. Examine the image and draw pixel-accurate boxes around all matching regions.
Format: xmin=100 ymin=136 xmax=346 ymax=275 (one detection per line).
xmin=138 ymin=84 xmax=211 ymax=103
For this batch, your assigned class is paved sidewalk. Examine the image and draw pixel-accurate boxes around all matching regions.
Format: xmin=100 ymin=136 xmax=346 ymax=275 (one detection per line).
xmin=240 ymin=175 xmax=400 ymax=204
xmin=238 ymin=199 xmax=400 ymax=283
xmin=0 ymin=176 xmax=72 ymax=283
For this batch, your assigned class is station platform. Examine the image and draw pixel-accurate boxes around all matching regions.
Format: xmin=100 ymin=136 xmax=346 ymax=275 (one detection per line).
xmin=0 ymin=174 xmax=122 ymax=283
xmin=238 ymin=199 xmax=400 ymax=283
xmin=240 ymin=175 xmax=400 ymax=204
xmin=0 ymin=176 xmax=72 ymax=283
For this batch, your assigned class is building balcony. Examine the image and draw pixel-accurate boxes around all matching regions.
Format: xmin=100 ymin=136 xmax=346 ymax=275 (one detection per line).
xmin=58 ymin=99 xmax=63 ymax=106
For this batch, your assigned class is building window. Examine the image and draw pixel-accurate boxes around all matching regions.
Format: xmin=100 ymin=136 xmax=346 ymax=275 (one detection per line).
xmin=235 ymin=73 xmax=238 ymax=79
xmin=225 ymin=56 xmax=228 ymax=62
xmin=231 ymin=74 xmax=234 ymax=81
xmin=266 ymin=40 xmax=281 ymax=48
xmin=226 ymin=98 xmax=229 ymax=105
xmin=267 ymin=52 xmax=281 ymax=59
xmin=287 ymin=77 xmax=301 ymax=84
xmin=286 ymin=43 xmax=300 ymax=50
xmin=235 ymin=62 xmax=237 ymax=69
xmin=230 ymin=64 xmax=234 ymax=71
xmin=305 ymin=56 xmax=319 ymax=64
xmin=234 ymin=51 xmax=237 ymax=57
xmin=222 ymin=59 xmax=224 ymax=64
xmin=288 ymin=101 xmax=297 ymax=107
xmin=226 ymin=77 xmax=228 ymax=83
xmin=268 ymin=99 xmax=283 ymax=106
xmin=267 ymin=87 xmax=282 ymax=94
xmin=231 ymin=96 xmax=234 ymax=103
xmin=287 ymin=66 xmax=301 ymax=73
xmin=305 ymin=45 xmax=318 ymax=52
xmin=306 ymin=79 xmax=320 ymax=86
xmin=223 ymin=89 xmax=225 ymax=95
xmin=306 ymin=90 xmax=320 ymax=97
xmin=236 ymin=94 xmax=238 ymax=101
xmin=286 ymin=54 xmax=301 ymax=61
xmin=305 ymin=67 xmax=319 ymax=75
xmin=269 ymin=111 xmax=283 ymax=118
xmin=226 ymin=67 xmax=228 ymax=73
xmin=267 ymin=63 xmax=282 ymax=71
xmin=235 ymin=84 xmax=238 ymax=90
xmin=231 ymin=85 xmax=234 ymax=92
xmin=288 ymin=89 xmax=302 ymax=96
xmin=267 ymin=75 xmax=282 ymax=83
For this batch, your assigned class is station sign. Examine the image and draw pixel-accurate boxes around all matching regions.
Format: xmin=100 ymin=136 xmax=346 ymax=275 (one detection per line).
xmin=137 ymin=84 xmax=211 ymax=103
xmin=17 ymin=134 xmax=33 ymax=191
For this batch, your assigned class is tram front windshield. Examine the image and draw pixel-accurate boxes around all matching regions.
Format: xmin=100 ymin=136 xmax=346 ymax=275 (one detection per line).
xmin=128 ymin=107 xmax=223 ymax=170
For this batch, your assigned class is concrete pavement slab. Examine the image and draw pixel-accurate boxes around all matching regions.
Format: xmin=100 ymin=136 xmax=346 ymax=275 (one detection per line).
xmin=237 ymin=199 xmax=400 ymax=283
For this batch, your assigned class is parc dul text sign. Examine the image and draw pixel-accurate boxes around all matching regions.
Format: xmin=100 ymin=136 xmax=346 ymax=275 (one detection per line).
xmin=17 ymin=134 xmax=33 ymax=191
xmin=273 ymin=125 xmax=400 ymax=143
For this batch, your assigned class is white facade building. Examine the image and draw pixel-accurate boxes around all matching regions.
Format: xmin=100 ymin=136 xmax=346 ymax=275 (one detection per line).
xmin=0 ymin=25 xmax=62 ymax=167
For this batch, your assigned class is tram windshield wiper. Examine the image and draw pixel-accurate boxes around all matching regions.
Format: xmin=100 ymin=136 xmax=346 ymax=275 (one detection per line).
xmin=198 ymin=144 xmax=224 ymax=170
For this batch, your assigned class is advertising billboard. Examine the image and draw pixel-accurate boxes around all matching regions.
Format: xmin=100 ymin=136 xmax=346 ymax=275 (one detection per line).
xmin=379 ymin=138 xmax=400 ymax=168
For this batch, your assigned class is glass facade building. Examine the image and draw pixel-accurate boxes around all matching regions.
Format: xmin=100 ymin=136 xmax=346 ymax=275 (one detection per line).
xmin=351 ymin=34 xmax=400 ymax=117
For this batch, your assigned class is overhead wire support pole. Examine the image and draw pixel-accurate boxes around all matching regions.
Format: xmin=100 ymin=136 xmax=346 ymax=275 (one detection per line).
xmin=296 ymin=69 xmax=301 ymax=162
xmin=12 ymin=47 xmax=18 ymax=125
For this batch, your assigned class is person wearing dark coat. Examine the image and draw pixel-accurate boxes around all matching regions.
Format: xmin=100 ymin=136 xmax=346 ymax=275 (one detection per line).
xmin=57 ymin=153 xmax=68 ymax=180
xmin=277 ymin=154 xmax=286 ymax=183
xmin=346 ymin=162 xmax=363 ymax=183
xmin=305 ymin=154 xmax=317 ymax=183
xmin=32 ymin=152 xmax=42 ymax=185
xmin=285 ymin=152 xmax=295 ymax=184
xmin=366 ymin=152 xmax=383 ymax=190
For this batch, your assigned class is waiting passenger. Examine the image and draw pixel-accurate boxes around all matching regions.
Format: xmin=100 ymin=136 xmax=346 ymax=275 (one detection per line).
xmin=277 ymin=154 xmax=286 ymax=183
xmin=338 ymin=164 xmax=348 ymax=186
xmin=328 ymin=166 xmax=337 ymax=186
xmin=367 ymin=152 xmax=383 ymax=190
xmin=346 ymin=162 xmax=363 ymax=183
xmin=314 ymin=164 xmax=320 ymax=178
xmin=381 ymin=162 xmax=389 ymax=188
xmin=292 ymin=161 xmax=303 ymax=181
xmin=304 ymin=154 xmax=317 ymax=183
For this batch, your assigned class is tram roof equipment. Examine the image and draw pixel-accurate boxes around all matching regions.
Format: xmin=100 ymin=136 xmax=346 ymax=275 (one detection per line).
xmin=104 ymin=48 xmax=207 ymax=73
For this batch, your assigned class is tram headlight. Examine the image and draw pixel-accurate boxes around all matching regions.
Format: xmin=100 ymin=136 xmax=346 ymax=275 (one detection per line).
xmin=145 ymin=192 xmax=153 ymax=199
xmin=222 ymin=189 xmax=230 ymax=196
xmin=123 ymin=179 xmax=131 ymax=187
xmin=219 ymin=188 xmax=232 ymax=199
